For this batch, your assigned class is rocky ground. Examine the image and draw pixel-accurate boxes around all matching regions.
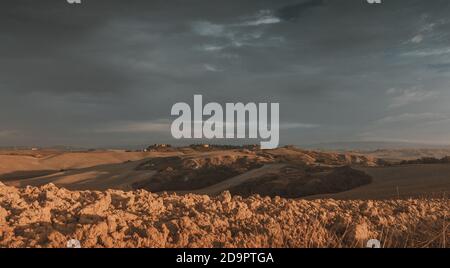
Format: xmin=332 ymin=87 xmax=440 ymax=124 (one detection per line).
xmin=0 ymin=182 xmax=448 ymax=248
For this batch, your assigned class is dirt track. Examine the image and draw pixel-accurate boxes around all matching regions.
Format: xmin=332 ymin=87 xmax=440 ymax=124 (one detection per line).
xmin=179 ymin=164 xmax=286 ymax=195
xmin=0 ymin=151 xmax=177 ymax=191
xmin=6 ymin=160 xmax=157 ymax=191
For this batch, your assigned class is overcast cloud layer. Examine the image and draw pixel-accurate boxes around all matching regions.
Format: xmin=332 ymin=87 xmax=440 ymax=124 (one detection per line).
xmin=1 ymin=0 xmax=450 ymax=147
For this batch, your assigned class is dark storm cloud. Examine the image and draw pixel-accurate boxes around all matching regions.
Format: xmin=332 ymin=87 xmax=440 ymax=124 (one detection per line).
xmin=277 ymin=0 xmax=325 ymax=21
xmin=428 ymin=63 xmax=450 ymax=72
xmin=1 ymin=0 xmax=450 ymax=147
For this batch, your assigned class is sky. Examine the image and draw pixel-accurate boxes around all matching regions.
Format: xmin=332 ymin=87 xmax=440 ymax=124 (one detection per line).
xmin=1 ymin=0 xmax=450 ymax=147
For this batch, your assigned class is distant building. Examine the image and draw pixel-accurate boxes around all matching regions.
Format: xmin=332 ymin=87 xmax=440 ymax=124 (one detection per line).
xmin=243 ymin=144 xmax=261 ymax=150
xmin=189 ymin=144 xmax=212 ymax=150
xmin=145 ymin=144 xmax=172 ymax=152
